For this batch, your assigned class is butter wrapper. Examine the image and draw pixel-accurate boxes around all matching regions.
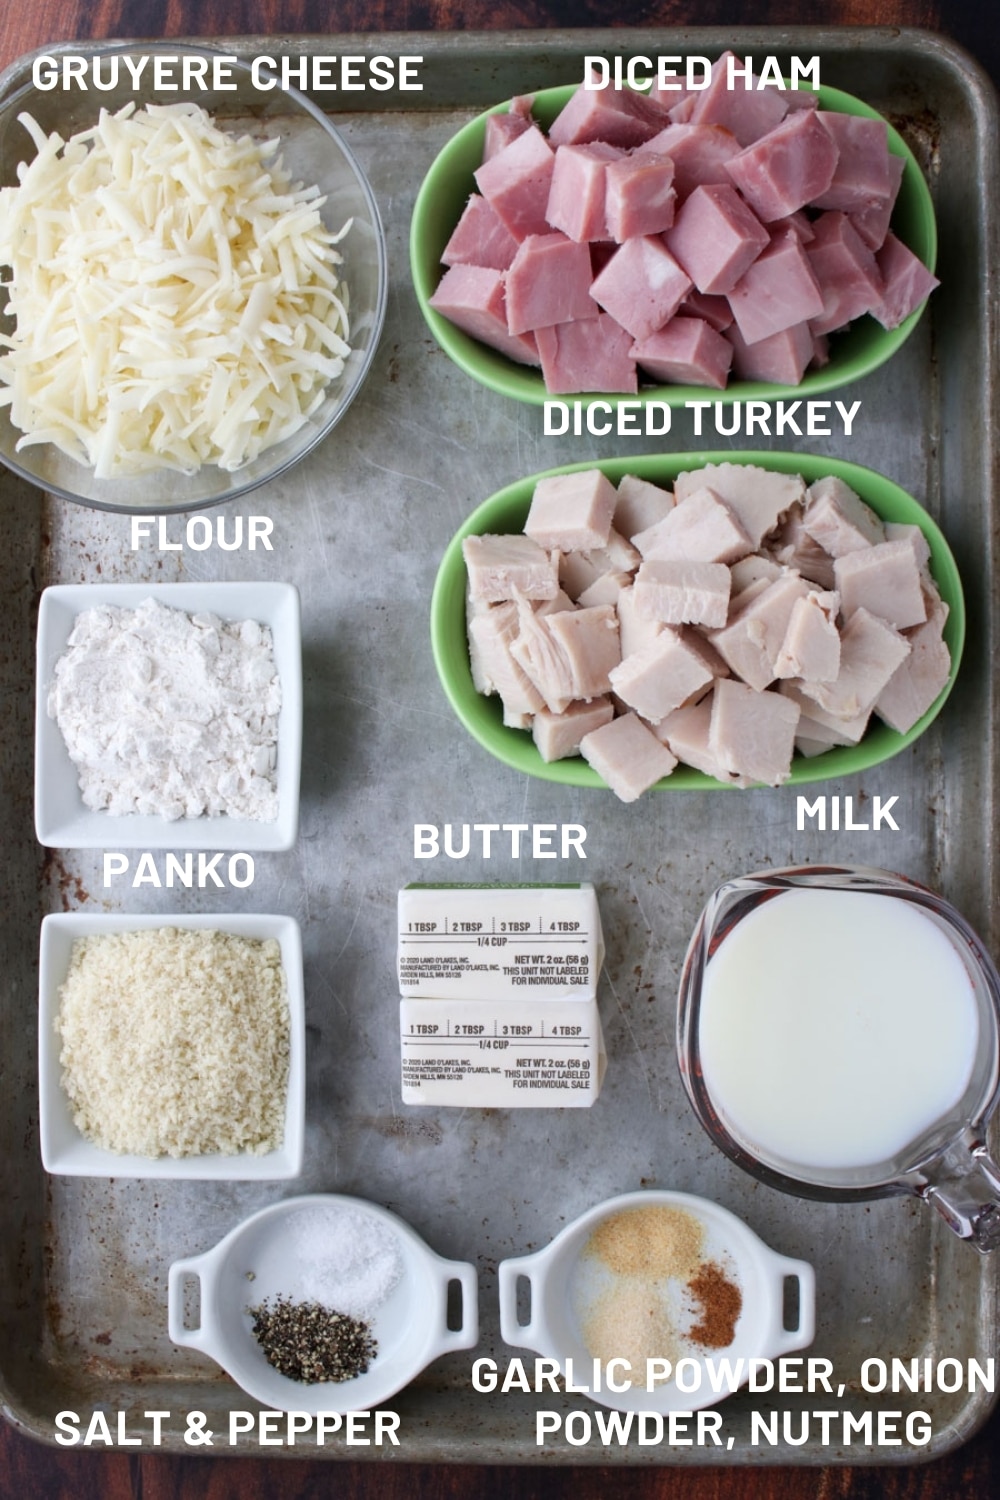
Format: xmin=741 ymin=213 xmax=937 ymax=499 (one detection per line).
xmin=397 ymin=884 xmax=604 ymax=1003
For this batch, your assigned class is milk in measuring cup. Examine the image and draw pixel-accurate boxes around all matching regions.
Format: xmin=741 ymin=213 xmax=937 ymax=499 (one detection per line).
xmin=698 ymin=888 xmax=979 ymax=1172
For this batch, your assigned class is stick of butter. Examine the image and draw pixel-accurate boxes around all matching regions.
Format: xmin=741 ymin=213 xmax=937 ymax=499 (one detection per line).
xmin=397 ymin=883 xmax=604 ymax=1002
xmin=397 ymin=884 xmax=607 ymax=1108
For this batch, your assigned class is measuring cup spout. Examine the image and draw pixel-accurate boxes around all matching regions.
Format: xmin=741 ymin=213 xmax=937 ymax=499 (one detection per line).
xmin=920 ymin=1144 xmax=1000 ymax=1252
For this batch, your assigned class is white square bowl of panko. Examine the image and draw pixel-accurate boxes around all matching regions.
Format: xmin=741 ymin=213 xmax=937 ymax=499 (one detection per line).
xmin=35 ymin=581 xmax=301 ymax=850
xmin=39 ymin=912 xmax=305 ymax=1179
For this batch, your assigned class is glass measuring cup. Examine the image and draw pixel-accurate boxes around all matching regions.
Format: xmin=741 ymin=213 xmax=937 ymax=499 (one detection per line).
xmin=677 ymin=865 xmax=1000 ymax=1251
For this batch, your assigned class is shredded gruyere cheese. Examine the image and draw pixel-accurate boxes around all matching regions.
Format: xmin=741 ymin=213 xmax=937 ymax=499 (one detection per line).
xmin=0 ymin=102 xmax=352 ymax=476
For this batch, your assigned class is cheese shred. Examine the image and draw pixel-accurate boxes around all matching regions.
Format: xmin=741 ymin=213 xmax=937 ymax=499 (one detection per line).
xmin=0 ymin=102 xmax=352 ymax=476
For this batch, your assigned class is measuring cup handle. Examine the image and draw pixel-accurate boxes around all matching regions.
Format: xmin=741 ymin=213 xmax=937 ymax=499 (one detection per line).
xmin=429 ymin=1257 xmax=479 ymax=1354
xmin=498 ymin=1251 xmax=545 ymax=1350
xmin=766 ymin=1253 xmax=816 ymax=1354
xmin=167 ymin=1253 xmax=215 ymax=1352
xmin=922 ymin=1145 xmax=1000 ymax=1252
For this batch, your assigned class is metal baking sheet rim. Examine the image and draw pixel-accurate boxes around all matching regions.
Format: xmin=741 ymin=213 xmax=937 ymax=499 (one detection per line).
xmin=0 ymin=25 xmax=998 ymax=1466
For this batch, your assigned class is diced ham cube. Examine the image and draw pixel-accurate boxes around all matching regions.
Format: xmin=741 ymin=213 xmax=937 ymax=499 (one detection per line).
xmin=709 ymin=571 xmax=811 ymax=691
xmin=679 ymin=288 xmax=735 ymax=332
xmin=689 ymin=53 xmax=790 ymax=146
xmin=525 ymin=469 xmax=619 ymax=552
xmin=725 ymin=110 xmax=839 ymax=221
xmin=505 ymin=233 xmax=597 ymax=334
xmin=633 ymin=485 xmax=752 ymax=565
xmin=665 ymin=184 xmax=769 ymax=295
xmin=803 ymin=474 xmax=885 ymax=555
xmin=811 ymin=112 xmax=893 ymax=211
xmin=604 ymin=153 xmax=676 ymax=240
xmin=634 ymin=123 xmax=741 ymax=196
xmin=850 ymin=153 xmax=904 ymax=250
xmin=474 ymin=125 xmax=556 ymax=240
xmin=727 ymin=318 xmax=815 ymax=384
xmin=869 ymin=232 xmax=940 ymax=330
xmin=614 ymin=475 xmax=675 ymax=540
xmin=442 ymin=196 xmax=520 ymax=271
xmin=580 ymin=712 xmax=678 ymax=801
xmin=708 ymin=678 xmax=801 ymax=786
xmin=805 ymin=212 xmax=883 ymax=335
xmin=633 ymin=558 xmax=731 ymax=628
xmin=774 ymin=591 xmax=842 ymax=681
xmin=483 ymin=111 xmax=532 ymax=162
xmin=631 ymin=317 xmax=734 ymax=389
xmin=796 ymin=606 xmax=910 ymax=720
xmin=532 ymin=697 xmax=615 ymax=762
xmin=429 ymin=266 xmax=540 ymax=367
xmin=609 ymin=628 xmax=715 ymax=723
xmin=536 ymin=314 xmax=638 ymax=395
xmin=546 ymin=142 xmax=622 ymax=243
xmin=834 ymin=539 xmax=928 ymax=630
xmin=727 ymin=229 xmax=825 ymax=344
xmin=589 ymin=236 xmax=692 ymax=342
xmin=548 ymin=79 xmax=668 ymax=149
xmin=463 ymin=532 xmax=558 ymax=602
xmin=674 ymin=461 xmax=804 ymax=549
xmin=874 ymin=612 xmax=951 ymax=734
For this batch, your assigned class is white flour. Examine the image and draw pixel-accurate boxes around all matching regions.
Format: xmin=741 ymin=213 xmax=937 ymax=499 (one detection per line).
xmin=49 ymin=598 xmax=281 ymax=821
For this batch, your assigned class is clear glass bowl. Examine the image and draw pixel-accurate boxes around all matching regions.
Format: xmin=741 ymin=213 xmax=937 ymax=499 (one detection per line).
xmin=0 ymin=43 xmax=386 ymax=512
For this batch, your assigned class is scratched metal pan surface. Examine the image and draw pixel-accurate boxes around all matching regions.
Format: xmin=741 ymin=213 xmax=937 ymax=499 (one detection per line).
xmin=0 ymin=29 xmax=997 ymax=1463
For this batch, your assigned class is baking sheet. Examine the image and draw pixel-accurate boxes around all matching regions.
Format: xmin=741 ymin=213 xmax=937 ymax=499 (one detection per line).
xmin=0 ymin=28 xmax=998 ymax=1463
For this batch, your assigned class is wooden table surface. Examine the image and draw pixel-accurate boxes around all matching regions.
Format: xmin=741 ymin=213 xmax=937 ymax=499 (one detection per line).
xmin=1 ymin=2 xmax=995 ymax=1496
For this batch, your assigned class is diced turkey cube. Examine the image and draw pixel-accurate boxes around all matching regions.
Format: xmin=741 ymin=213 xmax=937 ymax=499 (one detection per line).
xmin=634 ymin=123 xmax=740 ymax=196
xmin=545 ymin=605 xmax=622 ymax=699
xmin=474 ymin=125 xmax=556 ymax=240
xmin=609 ymin=628 xmax=715 ymax=723
xmin=577 ymin=571 xmax=632 ymax=608
xmin=546 ymin=142 xmax=623 ymax=243
xmin=767 ymin=507 xmax=837 ymax=589
xmin=779 ymin=679 xmax=871 ymax=743
xmin=874 ymin=612 xmax=951 ymax=734
xmin=803 ymin=474 xmax=885 ymax=555
xmin=532 ymin=697 xmax=615 ymax=762
xmin=633 ymin=485 xmax=752 ymax=565
xmin=665 ymin=184 xmax=769 ymax=295
xmin=730 ymin=554 xmax=783 ymax=593
xmin=633 ymin=558 xmax=731 ymax=628
xmin=709 ymin=571 xmax=811 ymax=691
xmin=727 ymin=317 xmax=814 ymax=384
xmin=708 ymin=678 xmax=800 ymax=786
xmin=884 ymin=522 xmax=931 ymax=573
xmin=674 ymin=461 xmax=804 ymax=548
xmin=725 ymin=109 xmax=839 ymax=221
xmin=463 ymin=533 xmax=558 ymax=602
xmin=631 ymin=317 xmax=734 ymax=389
xmin=590 ymin=236 xmax=692 ymax=342
xmin=505 ymin=233 xmax=597 ymax=334
xmin=806 ymin=212 xmax=883 ymax=335
xmin=580 ymin=712 xmax=678 ymax=801
xmin=604 ymin=153 xmax=676 ymax=240
xmin=533 ymin=589 xmax=577 ymax=617
xmin=467 ymin=604 xmax=545 ymax=714
xmin=536 ymin=314 xmax=638 ymax=394
xmin=442 ymin=196 xmax=520 ymax=271
xmin=617 ymin=584 xmax=665 ymax=657
xmin=727 ymin=229 xmax=825 ymax=344
xmin=525 ymin=469 xmax=619 ymax=552
xmin=548 ymin=78 xmax=668 ymax=149
xmin=796 ymin=606 xmax=910 ymax=720
xmin=429 ymin=266 xmax=540 ymax=367
xmin=656 ymin=696 xmax=739 ymax=782
xmin=869 ymin=232 xmax=940 ymax=330
xmin=510 ymin=607 xmax=575 ymax=713
xmin=834 ymin=539 xmax=928 ymax=630
xmin=614 ymin=475 xmax=675 ymax=540
xmin=774 ymin=590 xmax=842 ymax=682
xmin=811 ymin=112 xmax=893 ymax=211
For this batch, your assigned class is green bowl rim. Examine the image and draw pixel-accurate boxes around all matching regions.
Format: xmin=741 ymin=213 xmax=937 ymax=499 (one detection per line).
xmin=430 ymin=451 xmax=964 ymax=792
xmin=411 ymin=79 xmax=938 ymax=409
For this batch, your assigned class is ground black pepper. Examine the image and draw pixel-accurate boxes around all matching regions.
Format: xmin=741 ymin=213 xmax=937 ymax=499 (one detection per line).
xmin=248 ymin=1296 xmax=377 ymax=1383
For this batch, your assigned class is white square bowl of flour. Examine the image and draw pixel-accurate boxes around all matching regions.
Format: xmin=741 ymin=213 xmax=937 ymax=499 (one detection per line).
xmin=39 ymin=911 xmax=305 ymax=1179
xmin=35 ymin=581 xmax=301 ymax=850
